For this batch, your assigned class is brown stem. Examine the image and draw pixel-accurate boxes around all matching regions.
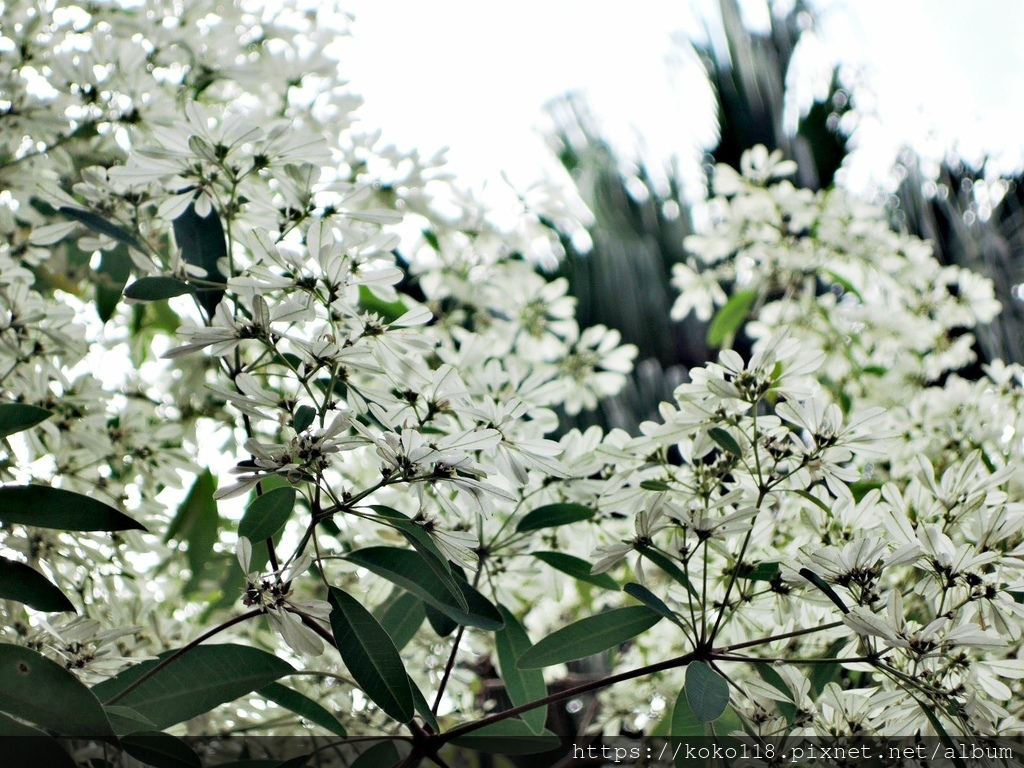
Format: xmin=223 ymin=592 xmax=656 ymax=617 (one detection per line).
xmin=718 ymin=620 xmax=845 ymax=653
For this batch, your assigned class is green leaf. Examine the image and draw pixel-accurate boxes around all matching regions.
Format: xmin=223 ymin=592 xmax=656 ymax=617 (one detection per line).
xmin=165 ymin=470 xmax=219 ymax=579
xmin=0 ymin=556 xmax=75 ymax=612
xmin=121 ymin=732 xmax=201 ymax=768
xmin=95 ymin=244 xmax=132 ymax=322
xmin=707 ymin=427 xmax=742 ymax=458
xmin=358 ymin=285 xmax=408 ymax=324
xmin=260 ymin=682 xmax=347 ymax=737
xmin=624 ymin=583 xmax=682 ymax=627
xmin=0 ymin=711 xmax=76 ymax=768
xmin=707 ymin=288 xmax=758 ymax=347
xmin=239 ymin=487 xmax=296 ymax=543
xmin=517 ymin=606 xmax=660 ymax=669
xmin=373 ymin=588 xmax=425 ymax=650
xmin=292 ymin=405 xmax=316 ymax=433
xmin=640 ymin=479 xmax=671 ymax=492
xmin=0 ymin=403 xmax=52 ymax=439
xmin=685 ymin=661 xmax=729 ymax=723
xmin=671 ymin=684 xmax=706 ymax=737
xmin=792 ymin=489 xmax=832 ymax=516
xmin=172 ymin=201 xmax=227 ymax=318
xmin=799 ymin=568 xmax=849 ymax=614
xmin=104 ymin=705 xmax=156 ymax=735
xmin=515 ymin=503 xmax=594 ymax=533
xmin=736 ymin=562 xmax=781 ymax=581
xmin=424 ymin=602 xmax=458 ymax=637
xmin=408 ymin=675 xmax=439 ymax=733
xmin=637 ymin=546 xmax=698 ymax=598
xmin=58 ymin=206 xmax=145 ymax=253
xmin=495 ymin=606 xmax=548 ymax=734
xmin=91 ymin=644 xmax=293 ymax=730
xmin=0 ymin=643 xmax=117 ymax=741
xmin=533 ymin=551 xmax=618 ymax=590
xmin=124 ymin=277 xmax=196 ymax=302
xmin=822 ymin=269 xmax=863 ymax=301
xmin=368 ymin=507 xmax=466 ymax=608
xmin=350 ymin=741 xmax=401 ymax=768
xmin=346 ymin=547 xmax=501 ymax=630
xmin=0 ymin=485 xmax=145 ymax=531
xmin=450 ymin=719 xmax=560 ymax=755
xmin=916 ymin=697 xmax=968 ymax=768
xmin=328 ymin=587 xmax=413 ymax=723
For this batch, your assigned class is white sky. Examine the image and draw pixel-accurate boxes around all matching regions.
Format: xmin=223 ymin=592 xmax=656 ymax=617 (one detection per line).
xmin=338 ymin=0 xmax=1024 ymax=200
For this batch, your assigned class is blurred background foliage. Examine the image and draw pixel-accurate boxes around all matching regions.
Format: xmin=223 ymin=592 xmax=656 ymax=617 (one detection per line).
xmin=540 ymin=0 xmax=1024 ymax=434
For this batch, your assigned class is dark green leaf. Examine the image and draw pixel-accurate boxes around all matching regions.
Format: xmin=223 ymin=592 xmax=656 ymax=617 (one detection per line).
xmin=685 ymin=661 xmax=729 ymax=723
xmin=292 ymin=405 xmax=316 ymax=433
xmin=450 ymin=719 xmax=560 ymax=755
xmin=239 ymin=487 xmax=295 ymax=543
xmin=637 ymin=546 xmax=698 ymax=597
xmin=799 ymin=568 xmax=849 ymax=614
xmin=849 ymin=480 xmax=884 ymax=502
xmin=260 ymin=682 xmax=347 ymax=737
xmin=707 ymin=427 xmax=742 ymax=458
xmin=495 ymin=606 xmax=547 ymax=734
xmin=164 ymin=470 xmax=219 ymax=579
xmin=58 ymin=206 xmax=145 ymax=253
xmin=0 ymin=403 xmax=52 ymax=439
xmin=707 ymin=288 xmax=758 ymax=347
xmin=640 ymin=479 xmax=671 ymax=492
xmin=424 ymin=602 xmax=458 ymax=637
xmin=373 ymin=588 xmax=425 ymax=650
xmin=0 ymin=712 xmax=76 ymax=768
xmin=916 ymin=697 xmax=968 ymax=768
xmin=124 ymin=277 xmax=195 ymax=302
xmin=172 ymin=202 xmax=227 ymax=318
xmin=533 ymin=551 xmax=618 ymax=590
xmin=328 ymin=587 xmax=413 ymax=723
xmin=408 ymin=675 xmax=439 ymax=733
xmin=515 ymin=503 xmax=594 ymax=533
xmin=350 ymin=741 xmax=401 ymax=768
xmin=0 ymin=644 xmax=117 ymax=741
xmin=671 ymin=684 xmax=706 ymax=738
xmin=736 ymin=562 xmax=781 ymax=581
xmin=121 ymin=732 xmax=201 ymax=768
xmin=91 ymin=644 xmax=293 ymax=730
xmin=368 ymin=507 xmax=465 ymax=608
xmin=103 ymin=705 xmax=156 ymax=735
xmin=624 ymin=583 xmax=682 ymax=627
xmin=0 ymin=556 xmax=75 ymax=612
xmin=95 ymin=245 xmax=132 ymax=322
xmin=346 ymin=547 xmax=501 ymax=629
xmin=273 ymin=756 xmax=311 ymax=768
xmin=0 ymin=485 xmax=145 ymax=531
xmin=517 ymin=606 xmax=660 ymax=669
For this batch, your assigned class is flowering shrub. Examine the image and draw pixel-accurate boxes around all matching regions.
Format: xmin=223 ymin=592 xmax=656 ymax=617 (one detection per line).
xmin=2 ymin=1 xmax=1024 ymax=766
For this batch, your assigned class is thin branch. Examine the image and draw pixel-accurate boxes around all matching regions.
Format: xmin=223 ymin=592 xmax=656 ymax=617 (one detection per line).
xmin=718 ymin=620 xmax=845 ymax=653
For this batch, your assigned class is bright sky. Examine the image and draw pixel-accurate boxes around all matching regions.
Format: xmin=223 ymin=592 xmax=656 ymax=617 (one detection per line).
xmin=339 ymin=0 xmax=1024 ymax=199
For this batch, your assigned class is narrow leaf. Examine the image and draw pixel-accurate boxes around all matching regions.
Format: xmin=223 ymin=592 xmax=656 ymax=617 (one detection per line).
xmin=495 ymin=605 xmax=547 ymax=734
xmin=640 ymin=479 xmax=671 ymax=492
xmin=121 ymin=732 xmax=201 ymax=768
xmin=260 ymin=682 xmax=347 ymax=737
xmin=792 ymin=489 xmax=832 ymax=516
xmin=409 ymin=675 xmax=439 ymax=733
xmin=916 ymin=697 xmax=969 ymax=768
xmin=424 ymin=602 xmax=458 ymax=637
xmin=95 ymin=245 xmax=132 ymax=322
xmin=124 ymin=276 xmax=195 ymax=301
xmin=328 ymin=587 xmax=413 ymax=723
xmin=516 ymin=503 xmax=594 ymax=533
xmin=239 ymin=487 xmax=296 ymax=543
xmin=707 ymin=427 xmax=742 ymax=458
xmin=534 ymin=551 xmax=619 ymax=590
xmin=58 ymin=206 xmax=145 ymax=252
xmin=517 ymin=606 xmax=660 ymax=669
xmin=624 ymin=583 xmax=683 ymax=627
xmin=736 ymin=562 xmax=781 ymax=581
xmin=685 ymin=661 xmax=729 ymax=723
xmin=707 ymin=288 xmax=758 ymax=347
xmin=91 ymin=644 xmax=293 ymax=730
xmin=0 ymin=643 xmax=117 ymax=741
xmin=0 ymin=485 xmax=144 ymax=531
xmin=0 ymin=557 xmax=75 ymax=612
xmin=799 ymin=568 xmax=849 ymax=614
xmin=450 ymin=719 xmax=560 ymax=755
xmin=637 ymin=546 xmax=698 ymax=597
xmin=0 ymin=403 xmax=52 ymax=439
xmin=0 ymin=711 xmax=76 ymax=768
